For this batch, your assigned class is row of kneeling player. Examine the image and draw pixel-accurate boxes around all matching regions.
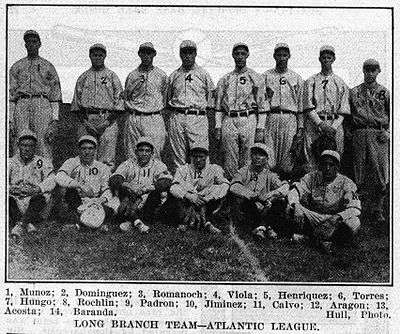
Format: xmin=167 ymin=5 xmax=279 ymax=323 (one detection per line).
xmin=9 ymin=131 xmax=361 ymax=254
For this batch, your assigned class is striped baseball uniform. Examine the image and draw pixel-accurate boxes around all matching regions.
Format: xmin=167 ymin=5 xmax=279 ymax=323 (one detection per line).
xmin=124 ymin=66 xmax=168 ymax=158
xmin=9 ymin=154 xmax=55 ymax=213
xmin=167 ymin=64 xmax=215 ymax=171
xmin=288 ymin=170 xmax=361 ymax=236
xmin=9 ymin=56 xmax=62 ymax=159
xmin=303 ymin=73 xmax=350 ymax=169
xmin=55 ymin=156 xmax=112 ymax=202
xmin=215 ymin=67 xmax=269 ymax=179
xmin=170 ymin=162 xmax=229 ymax=202
xmin=263 ymin=68 xmax=304 ymax=173
xmin=350 ymin=82 xmax=390 ymax=192
xmin=71 ymin=67 xmax=124 ymax=169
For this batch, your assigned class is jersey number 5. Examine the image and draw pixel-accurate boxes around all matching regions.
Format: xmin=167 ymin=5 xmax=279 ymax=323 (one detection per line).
xmin=239 ymin=77 xmax=247 ymax=85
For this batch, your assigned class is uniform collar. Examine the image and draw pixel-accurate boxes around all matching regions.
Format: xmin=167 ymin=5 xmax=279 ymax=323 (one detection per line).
xmin=17 ymin=154 xmax=36 ymax=166
xmin=138 ymin=64 xmax=154 ymax=72
xmin=179 ymin=63 xmax=198 ymax=72
xmin=234 ymin=66 xmax=248 ymax=74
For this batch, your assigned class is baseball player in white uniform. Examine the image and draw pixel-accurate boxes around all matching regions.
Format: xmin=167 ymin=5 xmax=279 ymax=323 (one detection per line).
xmin=108 ymin=137 xmax=172 ymax=233
xmin=288 ymin=150 xmax=361 ymax=253
xmin=215 ymin=43 xmax=269 ymax=180
xmin=350 ymin=59 xmax=390 ymax=225
xmin=230 ymin=143 xmax=289 ymax=239
xmin=263 ymin=43 xmax=304 ymax=178
xmin=55 ymin=135 xmax=113 ymax=230
xmin=303 ymin=45 xmax=350 ymax=171
xmin=169 ymin=143 xmax=230 ymax=233
xmin=9 ymin=30 xmax=62 ymax=160
xmin=9 ymin=130 xmax=56 ymax=238
xmin=124 ymin=42 xmax=168 ymax=158
xmin=167 ymin=40 xmax=215 ymax=172
xmin=71 ymin=43 xmax=124 ymax=170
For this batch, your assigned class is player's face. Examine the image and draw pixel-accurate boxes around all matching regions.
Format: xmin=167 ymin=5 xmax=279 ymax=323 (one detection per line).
xmin=320 ymin=157 xmax=338 ymax=182
xmin=363 ymin=67 xmax=380 ymax=84
xmin=24 ymin=35 xmax=41 ymax=56
xmin=180 ymin=48 xmax=197 ymax=69
xmin=139 ymin=49 xmax=156 ymax=67
xmin=19 ymin=138 xmax=37 ymax=162
xmin=274 ymin=48 xmax=290 ymax=67
xmin=250 ymin=150 xmax=268 ymax=168
xmin=79 ymin=142 xmax=96 ymax=165
xmin=135 ymin=144 xmax=153 ymax=166
xmin=232 ymin=48 xmax=249 ymax=69
xmin=89 ymin=49 xmax=106 ymax=68
xmin=319 ymin=52 xmax=335 ymax=68
xmin=192 ymin=151 xmax=208 ymax=170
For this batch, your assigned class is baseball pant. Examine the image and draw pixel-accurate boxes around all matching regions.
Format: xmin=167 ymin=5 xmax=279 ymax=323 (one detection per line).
xmin=304 ymin=117 xmax=344 ymax=171
xmin=221 ymin=114 xmax=257 ymax=179
xmin=265 ymin=113 xmax=297 ymax=174
xmin=13 ymin=96 xmax=53 ymax=159
xmin=124 ymin=112 xmax=166 ymax=159
xmin=9 ymin=194 xmax=47 ymax=227
xmin=168 ymin=113 xmax=209 ymax=173
xmin=77 ymin=114 xmax=118 ymax=170
xmin=295 ymin=204 xmax=360 ymax=240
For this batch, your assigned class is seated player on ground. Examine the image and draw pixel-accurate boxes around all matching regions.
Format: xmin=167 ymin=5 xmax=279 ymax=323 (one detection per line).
xmin=168 ymin=143 xmax=230 ymax=233
xmin=229 ymin=143 xmax=290 ymax=240
xmin=9 ymin=130 xmax=56 ymax=238
xmin=55 ymin=135 xmax=113 ymax=231
xmin=108 ymin=137 xmax=172 ymax=233
xmin=287 ymin=150 xmax=361 ymax=254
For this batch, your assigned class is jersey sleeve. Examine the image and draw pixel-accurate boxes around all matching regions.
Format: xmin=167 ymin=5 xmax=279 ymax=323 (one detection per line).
xmin=38 ymin=159 xmax=56 ymax=193
xmin=112 ymin=72 xmax=124 ymax=111
xmin=338 ymin=80 xmax=350 ymax=115
xmin=9 ymin=63 xmax=19 ymax=102
xmin=337 ymin=178 xmax=361 ymax=220
xmin=113 ymin=161 xmax=129 ymax=180
xmin=293 ymin=172 xmax=313 ymax=203
xmin=296 ymin=75 xmax=305 ymax=112
xmin=47 ymin=62 xmax=62 ymax=102
xmin=303 ymin=76 xmax=316 ymax=112
xmin=99 ymin=165 xmax=112 ymax=201
xmin=230 ymin=168 xmax=255 ymax=199
xmin=385 ymin=88 xmax=390 ymax=121
xmin=161 ymin=71 xmax=169 ymax=108
xmin=170 ymin=166 xmax=190 ymax=199
xmin=71 ymin=74 xmax=85 ymax=112
xmin=153 ymin=161 xmax=171 ymax=182
xmin=55 ymin=158 xmax=77 ymax=187
xmin=204 ymin=71 xmax=216 ymax=109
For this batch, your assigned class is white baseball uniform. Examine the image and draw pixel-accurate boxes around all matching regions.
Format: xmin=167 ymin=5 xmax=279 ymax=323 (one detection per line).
xmin=71 ymin=67 xmax=124 ymax=169
xmin=167 ymin=64 xmax=215 ymax=171
xmin=264 ymin=68 xmax=304 ymax=173
xmin=56 ymin=156 xmax=112 ymax=202
xmin=9 ymin=56 xmax=62 ymax=159
xmin=215 ymin=67 xmax=269 ymax=179
xmin=9 ymin=154 xmax=55 ymax=213
xmin=303 ymin=72 xmax=350 ymax=170
xmin=124 ymin=66 xmax=168 ymax=158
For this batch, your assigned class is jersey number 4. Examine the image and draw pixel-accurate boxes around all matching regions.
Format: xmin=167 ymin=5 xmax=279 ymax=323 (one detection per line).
xmin=185 ymin=74 xmax=193 ymax=83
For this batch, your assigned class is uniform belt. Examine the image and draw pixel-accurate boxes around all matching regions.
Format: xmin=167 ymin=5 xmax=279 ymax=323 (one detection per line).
xmin=318 ymin=113 xmax=339 ymax=120
xmin=133 ymin=110 xmax=161 ymax=116
xmin=170 ymin=106 xmax=206 ymax=116
xmin=269 ymin=108 xmax=295 ymax=114
xmin=18 ymin=93 xmax=47 ymax=99
xmin=355 ymin=124 xmax=389 ymax=131
xmin=227 ymin=109 xmax=255 ymax=117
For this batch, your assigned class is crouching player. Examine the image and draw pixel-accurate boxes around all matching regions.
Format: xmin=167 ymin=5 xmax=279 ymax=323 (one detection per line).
xmin=229 ymin=143 xmax=290 ymax=240
xmin=9 ymin=130 xmax=56 ymax=238
xmin=287 ymin=150 xmax=361 ymax=253
xmin=168 ymin=143 xmax=230 ymax=233
xmin=108 ymin=137 xmax=172 ymax=233
xmin=55 ymin=135 xmax=113 ymax=230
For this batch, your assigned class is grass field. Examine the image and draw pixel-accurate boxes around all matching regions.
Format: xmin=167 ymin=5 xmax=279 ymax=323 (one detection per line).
xmin=7 ymin=105 xmax=391 ymax=283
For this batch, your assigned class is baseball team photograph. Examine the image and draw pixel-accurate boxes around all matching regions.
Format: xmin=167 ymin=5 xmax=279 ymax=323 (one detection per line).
xmin=6 ymin=5 xmax=391 ymax=282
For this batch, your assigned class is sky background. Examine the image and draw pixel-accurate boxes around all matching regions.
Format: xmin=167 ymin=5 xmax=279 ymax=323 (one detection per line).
xmin=7 ymin=6 xmax=392 ymax=102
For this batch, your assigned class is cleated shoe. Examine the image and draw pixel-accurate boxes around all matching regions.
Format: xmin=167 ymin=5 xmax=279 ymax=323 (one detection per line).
xmin=134 ymin=219 xmax=150 ymax=234
xmin=26 ymin=223 xmax=38 ymax=234
xmin=252 ymin=226 xmax=266 ymax=240
xmin=205 ymin=221 xmax=222 ymax=234
xmin=266 ymin=226 xmax=278 ymax=239
xmin=119 ymin=221 xmax=133 ymax=232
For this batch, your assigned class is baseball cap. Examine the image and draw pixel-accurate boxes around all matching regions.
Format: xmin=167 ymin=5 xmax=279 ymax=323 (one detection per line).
xmin=18 ymin=129 xmax=38 ymax=142
xmin=139 ymin=42 xmax=156 ymax=52
xmin=250 ymin=143 xmax=269 ymax=156
xmin=190 ymin=143 xmax=209 ymax=155
xmin=232 ymin=42 xmax=249 ymax=53
xmin=180 ymin=40 xmax=197 ymax=50
xmin=23 ymin=30 xmax=40 ymax=41
xmin=321 ymin=150 xmax=340 ymax=164
xmin=320 ymin=45 xmax=335 ymax=55
xmin=274 ymin=43 xmax=290 ymax=52
xmin=136 ymin=136 xmax=154 ymax=150
xmin=363 ymin=58 xmax=380 ymax=70
xmin=78 ymin=135 xmax=98 ymax=147
xmin=89 ymin=43 xmax=107 ymax=54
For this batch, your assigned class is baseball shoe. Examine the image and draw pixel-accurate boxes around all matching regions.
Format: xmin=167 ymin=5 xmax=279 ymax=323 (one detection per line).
xmin=205 ymin=221 xmax=221 ymax=234
xmin=119 ymin=221 xmax=132 ymax=232
xmin=291 ymin=233 xmax=308 ymax=243
xmin=252 ymin=226 xmax=266 ymax=240
xmin=177 ymin=224 xmax=187 ymax=232
xmin=26 ymin=223 xmax=38 ymax=234
xmin=11 ymin=222 xmax=24 ymax=239
xmin=134 ymin=219 xmax=149 ymax=234
xmin=266 ymin=226 xmax=278 ymax=239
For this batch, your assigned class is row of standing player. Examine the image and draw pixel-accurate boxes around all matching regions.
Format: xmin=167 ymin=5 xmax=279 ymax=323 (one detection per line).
xmin=9 ymin=30 xmax=389 ymax=221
